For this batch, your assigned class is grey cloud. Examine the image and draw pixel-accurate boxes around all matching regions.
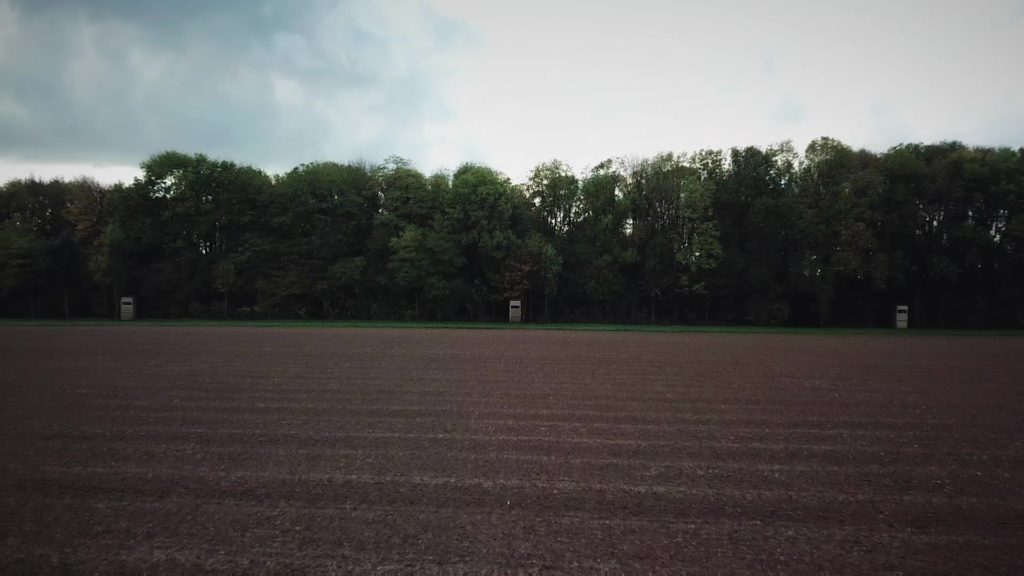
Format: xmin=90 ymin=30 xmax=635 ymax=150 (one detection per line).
xmin=760 ymin=55 xmax=776 ymax=79
xmin=0 ymin=0 xmax=471 ymax=170
xmin=865 ymin=101 xmax=913 ymax=148
xmin=774 ymin=96 xmax=805 ymax=126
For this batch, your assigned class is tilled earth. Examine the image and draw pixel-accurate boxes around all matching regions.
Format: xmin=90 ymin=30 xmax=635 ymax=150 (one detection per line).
xmin=1 ymin=326 xmax=1022 ymax=573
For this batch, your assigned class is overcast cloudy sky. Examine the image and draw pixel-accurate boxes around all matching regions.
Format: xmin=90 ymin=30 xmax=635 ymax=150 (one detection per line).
xmin=1 ymin=0 xmax=1022 ymax=183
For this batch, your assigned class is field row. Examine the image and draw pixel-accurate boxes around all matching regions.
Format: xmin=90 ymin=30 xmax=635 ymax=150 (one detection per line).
xmin=2 ymin=326 xmax=1022 ymax=572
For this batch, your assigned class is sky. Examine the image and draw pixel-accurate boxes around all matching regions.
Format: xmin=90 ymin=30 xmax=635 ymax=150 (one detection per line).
xmin=1 ymin=0 xmax=1023 ymax=184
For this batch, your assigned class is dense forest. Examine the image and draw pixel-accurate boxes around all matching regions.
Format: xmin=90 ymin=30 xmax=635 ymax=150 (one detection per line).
xmin=2 ymin=138 xmax=1022 ymax=327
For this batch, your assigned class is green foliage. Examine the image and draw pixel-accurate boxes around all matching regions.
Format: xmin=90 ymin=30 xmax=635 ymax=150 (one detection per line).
xmin=0 ymin=222 xmax=44 ymax=299
xmin=2 ymin=142 xmax=1023 ymax=327
xmin=677 ymin=174 xmax=721 ymax=296
xmin=526 ymin=160 xmax=581 ymax=234
xmin=388 ymin=225 xmax=462 ymax=318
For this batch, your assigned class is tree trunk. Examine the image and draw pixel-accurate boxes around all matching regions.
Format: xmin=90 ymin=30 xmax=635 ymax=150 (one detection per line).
xmin=914 ymin=288 xmax=923 ymax=329
xmin=28 ymin=286 xmax=34 ymax=318
xmin=650 ymin=289 xmax=656 ymax=324
xmin=223 ymin=292 xmax=229 ymax=318
xmin=414 ymin=291 xmax=419 ymax=320
xmin=64 ymin=287 xmax=70 ymax=320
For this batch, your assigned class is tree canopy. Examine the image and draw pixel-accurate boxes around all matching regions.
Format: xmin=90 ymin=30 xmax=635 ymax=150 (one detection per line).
xmin=3 ymin=140 xmax=1023 ymax=328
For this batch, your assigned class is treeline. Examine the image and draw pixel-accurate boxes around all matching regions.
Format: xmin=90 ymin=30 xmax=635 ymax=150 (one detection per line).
xmin=2 ymin=138 xmax=1023 ymax=327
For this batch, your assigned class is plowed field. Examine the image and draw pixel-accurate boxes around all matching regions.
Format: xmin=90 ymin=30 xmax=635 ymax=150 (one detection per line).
xmin=1 ymin=326 xmax=1022 ymax=573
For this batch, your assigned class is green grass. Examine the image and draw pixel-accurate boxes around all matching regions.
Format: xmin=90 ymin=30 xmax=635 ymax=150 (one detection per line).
xmin=0 ymin=317 xmax=1021 ymax=336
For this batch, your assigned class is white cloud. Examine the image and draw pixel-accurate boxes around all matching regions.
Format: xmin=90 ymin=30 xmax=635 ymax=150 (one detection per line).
xmin=1 ymin=0 xmax=1022 ymax=184
xmin=0 ymin=161 xmax=140 ymax=184
xmin=0 ymin=0 xmax=476 ymax=178
xmin=432 ymin=0 xmax=1024 ymax=180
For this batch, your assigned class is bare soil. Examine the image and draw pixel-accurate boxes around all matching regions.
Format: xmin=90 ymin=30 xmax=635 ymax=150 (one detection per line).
xmin=1 ymin=326 xmax=1022 ymax=573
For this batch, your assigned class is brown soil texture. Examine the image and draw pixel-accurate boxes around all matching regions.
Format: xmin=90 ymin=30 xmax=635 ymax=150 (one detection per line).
xmin=1 ymin=326 xmax=1022 ymax=573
